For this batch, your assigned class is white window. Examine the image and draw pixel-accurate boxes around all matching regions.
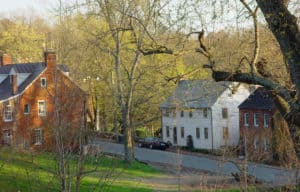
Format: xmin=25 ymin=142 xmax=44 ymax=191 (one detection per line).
xmin=203 ymin=108 xmax=208 ymax=118
xmin=263 ymin=138 xmax=269 ymax=151
xmin=41 ymin=78 xmax=47 ymax=88
xmin=254 ymin=113 xmax=259 ymax=127
xmin=254 ymin=137 xmax=259 ymax=150
xmin=243 ymin=113 xmax=249 ymax=126
xmin=3 ymin=129 xmax=12 ymax=145
xmin=24 ymin=104 xmax=30 ymax=114
xmin=38 ymin=100 xmax=46 ymax=116
xmin=263 ymin=114 xmax=269 ymax=127
xmin=4 ymin=105 xmax=12 ymax=122
xmin=33 ymin=128 xmax=43 ymax=145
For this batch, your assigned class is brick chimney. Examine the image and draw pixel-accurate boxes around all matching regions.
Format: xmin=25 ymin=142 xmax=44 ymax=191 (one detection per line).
xmin=0 ymin=54 xmax=12 ymax=66
xmin=11 ymin=74 xmax=17 ymax=95
xmin=44 ymin=50 xmax=56 ymax=70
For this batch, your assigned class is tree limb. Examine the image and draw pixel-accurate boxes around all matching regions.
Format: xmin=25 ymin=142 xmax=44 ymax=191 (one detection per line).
xmin=139 ymin=46 xmax=173 ymax=55
xmin=256 ymin=0 xmax=300 ymax=103
xmin=240 ymin=0 xmax=259 ymax=74
xmin=132 ymin=116 xmax=161 ymax=128
xmin=212 ymin=70 xmax=297 ymax=111
xmin=164 ymin=66 xmax=204 ymax=83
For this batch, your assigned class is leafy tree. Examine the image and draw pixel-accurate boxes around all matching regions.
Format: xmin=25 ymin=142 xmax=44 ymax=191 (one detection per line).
xmin=0 ymin=18 xmax=46 ymax=62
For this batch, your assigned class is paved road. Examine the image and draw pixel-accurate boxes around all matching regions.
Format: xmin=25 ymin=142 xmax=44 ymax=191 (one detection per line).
xmin=93 ymin=140 xmax=299 ymax=186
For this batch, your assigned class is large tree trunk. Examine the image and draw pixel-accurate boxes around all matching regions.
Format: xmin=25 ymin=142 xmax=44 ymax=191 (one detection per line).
xmin=123 ymin=115 xmax=135 ymax=163
xmin=213 ymin=0 xmax=300 ymax=159
xmin=256 ymin=0 xmax=300 ymax=102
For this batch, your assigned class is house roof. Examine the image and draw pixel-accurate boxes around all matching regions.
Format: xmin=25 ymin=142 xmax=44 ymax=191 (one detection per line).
xmin=238 ymin=87 xmax=275 ymax=110
xmin=0 ymin=62 xmax=69 ymax=101
xmin=160 ymin=80 xmax=231 ymax=109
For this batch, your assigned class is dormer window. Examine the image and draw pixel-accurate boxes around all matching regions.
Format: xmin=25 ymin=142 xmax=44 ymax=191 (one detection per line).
xmin=41 ymin=78 xmax=47 ymax=88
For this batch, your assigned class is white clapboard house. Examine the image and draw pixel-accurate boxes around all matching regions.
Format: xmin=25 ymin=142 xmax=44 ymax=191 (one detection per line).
xmin=160 ymin=80 xmax=250 ymax=150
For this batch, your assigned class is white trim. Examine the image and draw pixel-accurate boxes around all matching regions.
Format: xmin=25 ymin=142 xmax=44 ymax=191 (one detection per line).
xmin=263 ymin=138 xmax=268 ymax=151
xmin=33 ymin=128 xmax=43 ymax=145
xmin=41 ymin=77 xmax=47 ymax=88
xmin=263 ymin=113 xmax=268 ymax=127
xmin=3 ymin=104 xmax=13 ymax=122
xmin=254 ymin=113 xmax=259 ymax=127
xmin=38 ymin=100 xmax=46 ymax=116
xmin=243 ymin=113 xmax=249 ymax=126
xmin=254 ymin=137 xmax=258 ymax=150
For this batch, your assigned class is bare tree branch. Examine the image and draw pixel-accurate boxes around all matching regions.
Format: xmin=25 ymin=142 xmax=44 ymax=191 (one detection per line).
xmin=212 ymin=70 xmax=297 ymax=109
xmin=240 ymin=0 xmax=259 ymax=74
xmin=164 ymin=66 xmax=204 ymax=83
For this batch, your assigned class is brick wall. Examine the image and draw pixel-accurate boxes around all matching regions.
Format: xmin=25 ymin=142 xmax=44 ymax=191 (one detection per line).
xmin=0 ymin=52 xmax=87 ymax=149
xmin=239 ymin=108 xmax=274 ymax=161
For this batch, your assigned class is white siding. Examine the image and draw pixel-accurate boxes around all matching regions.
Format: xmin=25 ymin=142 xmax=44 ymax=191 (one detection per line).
xmin=162 ymin=83 xmax=250 ymax=150
xmin=162 ymin=108 xmax=212 ymax=149
xmin=211 ymin=84 xmax=250 ymax=148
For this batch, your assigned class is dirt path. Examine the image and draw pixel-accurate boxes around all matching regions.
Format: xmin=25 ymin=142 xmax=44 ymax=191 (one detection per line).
xmin=136 ymin=161 xmax=240 ymax=191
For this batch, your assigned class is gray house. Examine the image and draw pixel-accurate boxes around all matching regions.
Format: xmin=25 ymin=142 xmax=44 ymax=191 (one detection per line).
xmin=160 ymin=80 xmax=250 ymax=150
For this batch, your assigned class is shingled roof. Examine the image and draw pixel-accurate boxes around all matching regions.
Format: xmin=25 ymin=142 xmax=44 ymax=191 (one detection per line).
xmin=160 ymin=80 xmax=231 ymax=109
xmin=0 ymin=63 xmax=69 ymax=101
xmin=238 ymin=87 xmax=275 ymax=110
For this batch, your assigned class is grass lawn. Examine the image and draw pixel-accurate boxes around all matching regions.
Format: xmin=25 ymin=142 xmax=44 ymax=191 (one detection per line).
xmin=0 ymin=147 xmax=161 ymax=192
xmin=0 ymin=147 xmax=272 ymax=192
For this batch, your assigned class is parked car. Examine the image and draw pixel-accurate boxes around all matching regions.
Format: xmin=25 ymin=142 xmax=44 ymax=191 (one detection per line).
xmin=137 ymin=137 xmax=168 ymax=150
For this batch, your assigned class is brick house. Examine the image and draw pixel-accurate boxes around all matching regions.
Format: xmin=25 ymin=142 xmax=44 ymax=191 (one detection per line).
xmin=238 ymin=87 xmax=274 ymax=161
xmin=0 ymin=51 xmax=87 ymax=149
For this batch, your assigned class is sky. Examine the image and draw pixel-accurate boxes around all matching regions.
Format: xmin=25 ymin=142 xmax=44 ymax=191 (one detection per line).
xmin=0 ymin=0 xmax=297 ymax=31
xmin=0 ymin=0 xmax=52 ymax=19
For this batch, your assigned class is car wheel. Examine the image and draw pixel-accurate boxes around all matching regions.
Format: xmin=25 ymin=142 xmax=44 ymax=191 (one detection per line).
xmin=149 ymin=144 xmax=153 ymax=149
xmin=138 ymin=143 xmax=142 ymax=147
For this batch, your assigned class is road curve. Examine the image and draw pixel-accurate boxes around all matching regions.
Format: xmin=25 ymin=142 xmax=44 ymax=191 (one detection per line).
xmin=93 ymin=140 xmax=299 ymax=186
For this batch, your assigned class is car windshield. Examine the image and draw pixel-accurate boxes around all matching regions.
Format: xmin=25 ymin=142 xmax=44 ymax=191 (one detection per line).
xmin=153 ymin=138 xmax=159 ymax=142
xmin=145 ymin=137 xmax=159 ymax=142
